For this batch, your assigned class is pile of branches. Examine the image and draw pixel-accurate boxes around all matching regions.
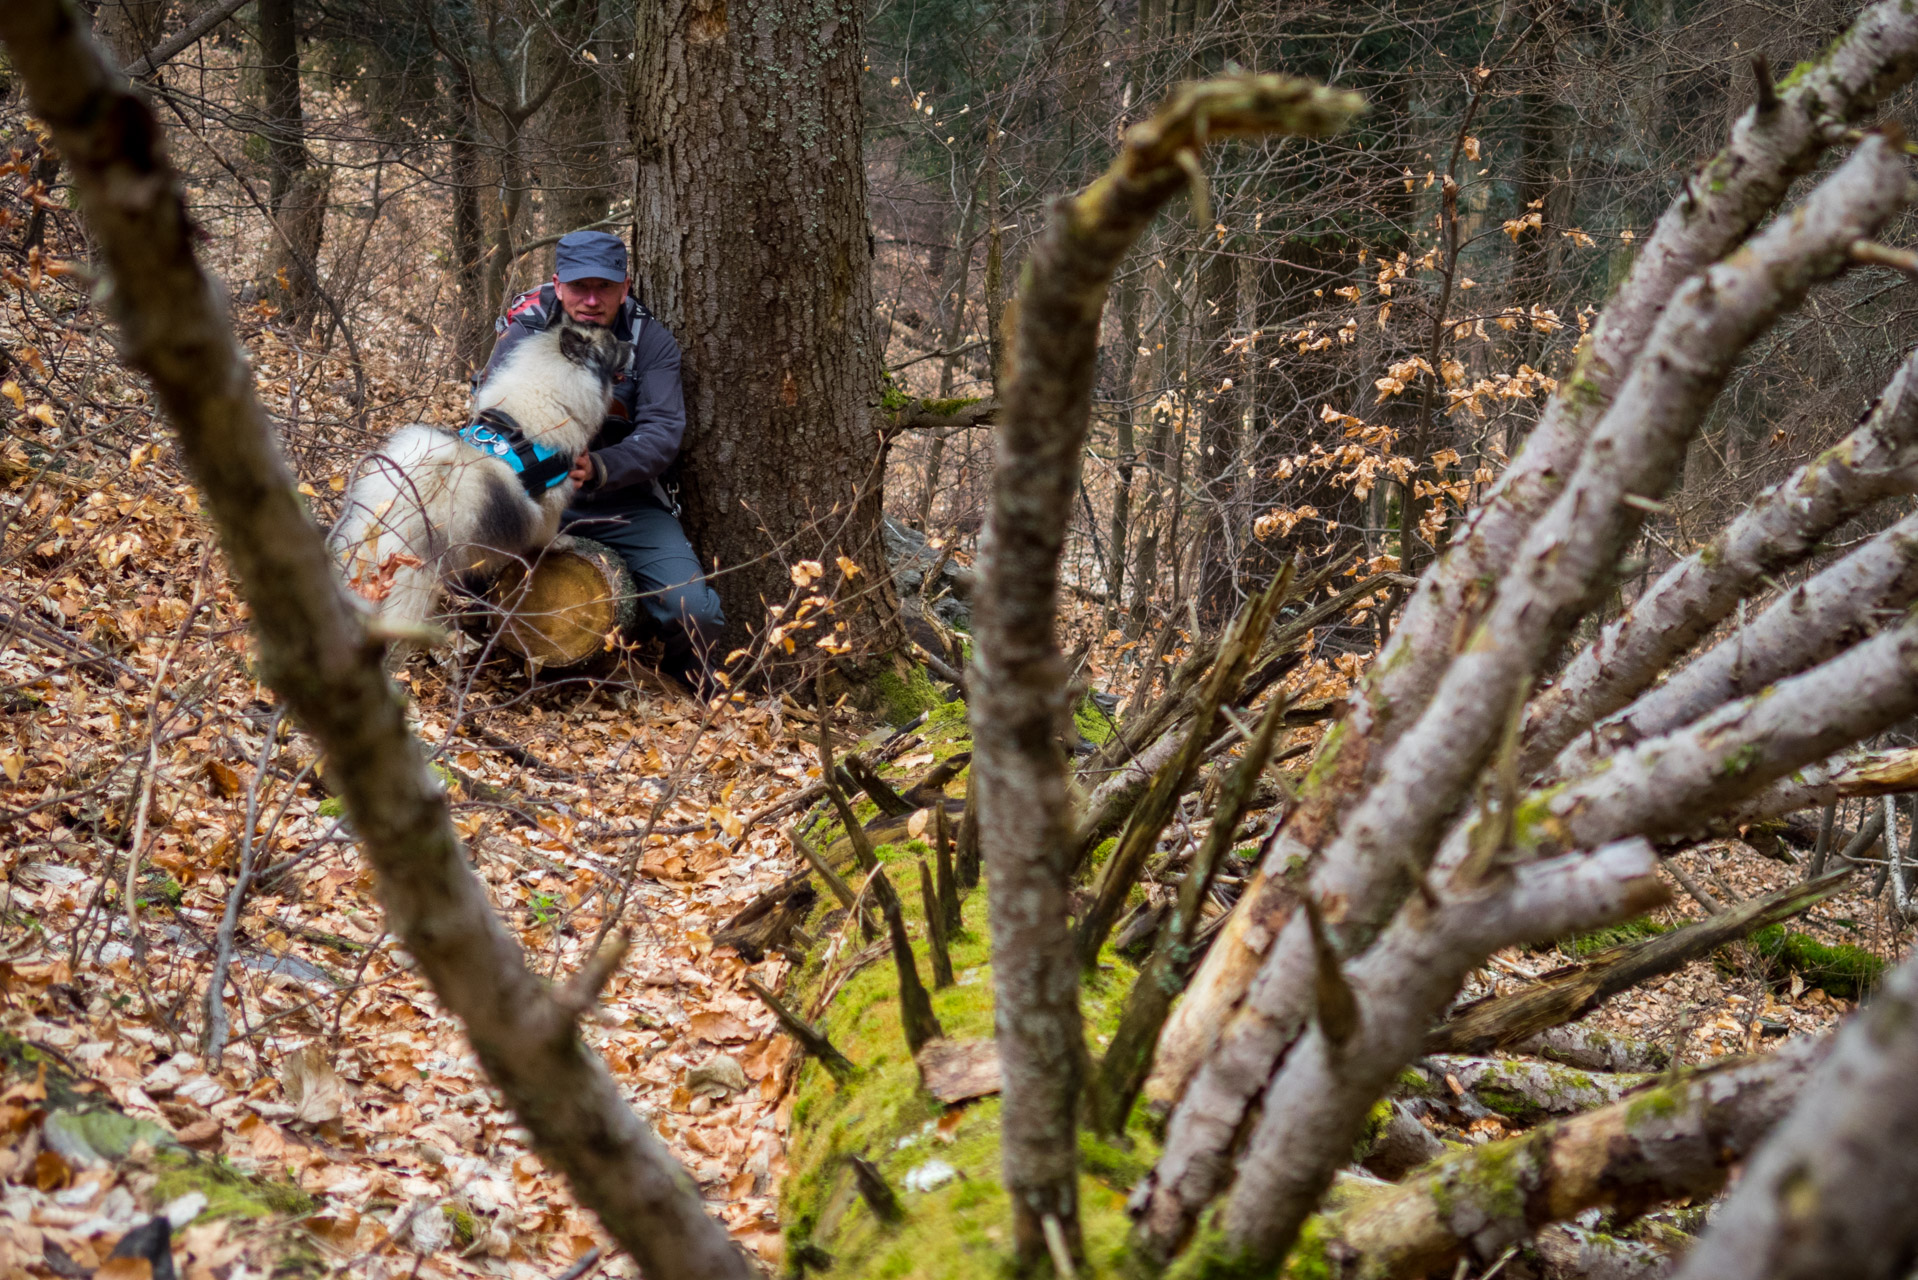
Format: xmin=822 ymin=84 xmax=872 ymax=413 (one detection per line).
xmin=968 ymin=1 xmax=1918 ymax=1274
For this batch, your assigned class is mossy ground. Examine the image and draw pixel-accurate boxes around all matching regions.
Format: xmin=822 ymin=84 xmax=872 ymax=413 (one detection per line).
xmin=1074 ymin=695 xmax=1118 ymax=748
xmin=873 ymin=662 xmax=950 ymax=726
xmin=1743 ymin=925 xmax=1884 ymax=999
xmin=781 ymin=833 xmax=1152 ymax=1277
xmin=148 ymin=1150 xmax=316 ymax=1221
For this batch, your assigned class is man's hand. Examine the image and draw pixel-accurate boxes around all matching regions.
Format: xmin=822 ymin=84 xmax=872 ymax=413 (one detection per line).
xmin=569 ymin=454 xmax=595 ymax=485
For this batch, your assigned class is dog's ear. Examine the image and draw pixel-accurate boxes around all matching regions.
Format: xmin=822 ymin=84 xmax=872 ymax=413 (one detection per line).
xmin=558 ymin=324 xmax=593 ymax=366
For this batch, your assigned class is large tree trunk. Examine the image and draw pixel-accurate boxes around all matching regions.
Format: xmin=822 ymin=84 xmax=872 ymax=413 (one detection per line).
xmin=630 ymin=0 xmax=905 ymax=660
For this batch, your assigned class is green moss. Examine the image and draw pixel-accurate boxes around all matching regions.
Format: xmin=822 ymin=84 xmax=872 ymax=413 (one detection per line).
xmin=782 ymin=876 xmax=1147 ymax=1278
xmin=1510 ymin=782 xmax=1569 ymax=853
xmin=1565 ymin=915 xmax=1669 ymax=958
xmin=928 ymin=698 xmax=969 ymax=727
xmin=1623 ymin=1087 xmax=1680 ymax=1132
xmin=1354 ymin=1097 xmax=1394 ymax=1159
xmin=150 ymin=1150 xmax=315 ymax=1220
xmin=1718 ymin=742 xmax=1762 ymax=780
xmin=873 ymin=663 xmax=946 ymax=726
xmin=880 ymin=374 xmax=913 ymax=412
xmin=317 ymin=796 xmax=345 ymax=819
xmin=1744 ymin=925 xmax=1885 ymax=999
xmin=918 ymin=396 xmax=984 ymax=418
xmin=1452 ymin=1136 xmax=1525 ymax=1222
xmin=1074 ymin=695 xmax=1117 ymax=747
xmin=444 ymin=1203 xmax=477 ymax=1246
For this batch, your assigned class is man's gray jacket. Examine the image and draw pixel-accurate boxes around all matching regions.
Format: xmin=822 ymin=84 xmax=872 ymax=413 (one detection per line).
xmin=480 ymin=282 xmax=686 ymax=511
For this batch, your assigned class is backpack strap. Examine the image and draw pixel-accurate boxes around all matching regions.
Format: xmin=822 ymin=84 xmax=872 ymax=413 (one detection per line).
xmin=459 ymin=407 xmax=574 ymax=500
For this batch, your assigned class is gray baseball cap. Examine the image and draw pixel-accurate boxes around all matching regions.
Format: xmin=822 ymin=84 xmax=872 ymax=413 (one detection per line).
xmin=554 ymin=230 xmax=628 ymax=283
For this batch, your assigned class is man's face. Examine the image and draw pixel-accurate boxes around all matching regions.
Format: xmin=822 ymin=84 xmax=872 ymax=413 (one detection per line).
xmin=555 ymin=275 xmax=629 ymax=326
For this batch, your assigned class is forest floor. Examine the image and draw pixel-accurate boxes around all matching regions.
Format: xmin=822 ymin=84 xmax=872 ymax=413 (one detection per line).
xmin=0 ymin=297 xmax=859 ymax=1274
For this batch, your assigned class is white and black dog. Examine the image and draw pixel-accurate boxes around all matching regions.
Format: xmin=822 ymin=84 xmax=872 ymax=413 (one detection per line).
xmin=331 ymin=316 xmax=630 ymax=632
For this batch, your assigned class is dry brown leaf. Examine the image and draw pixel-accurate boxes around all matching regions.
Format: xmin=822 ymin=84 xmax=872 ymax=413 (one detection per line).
xmin=281 ymin=1045 xmax=346 ymax=1125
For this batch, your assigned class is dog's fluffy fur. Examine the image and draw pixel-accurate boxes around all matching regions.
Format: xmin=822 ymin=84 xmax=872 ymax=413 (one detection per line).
xmin=330 ymin=317 xmax=629 ymax=630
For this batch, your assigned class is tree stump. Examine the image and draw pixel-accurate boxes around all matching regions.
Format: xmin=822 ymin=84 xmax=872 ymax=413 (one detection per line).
xmin=486 ymin=538 xmax=638 ymax=671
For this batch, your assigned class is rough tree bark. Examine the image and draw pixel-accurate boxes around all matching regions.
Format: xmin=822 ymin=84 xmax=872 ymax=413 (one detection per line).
xmin=0 ymin=7 xmax=751 ymax=1277
xmin=970 ymin=73 xmax=1362 ymax=1271
xmin=630 ymin=0 xmax=906 ymax=659
xmin=1316 ymin=1036 xmax=1827 ymax=1280
xmin=1528 ymin=342 xmax=1918 ymax=773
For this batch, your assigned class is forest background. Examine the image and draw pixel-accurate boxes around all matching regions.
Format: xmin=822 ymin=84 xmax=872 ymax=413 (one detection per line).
xmin=7 ymin=0 xmax=1918 ymax=1278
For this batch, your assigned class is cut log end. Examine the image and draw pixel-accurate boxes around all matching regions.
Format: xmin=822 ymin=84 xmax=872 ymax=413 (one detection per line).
xmin=487 ymin=537 xmax=638 ymax=670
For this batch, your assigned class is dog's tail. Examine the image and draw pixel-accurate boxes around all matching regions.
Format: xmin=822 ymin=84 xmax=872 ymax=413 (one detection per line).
xmin=329 ymin=426 xmax=457 ymax=630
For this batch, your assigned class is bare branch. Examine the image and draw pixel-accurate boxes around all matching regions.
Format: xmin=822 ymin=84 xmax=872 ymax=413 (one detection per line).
xmin=971 ymin=71 xmax=1361 ymax=1268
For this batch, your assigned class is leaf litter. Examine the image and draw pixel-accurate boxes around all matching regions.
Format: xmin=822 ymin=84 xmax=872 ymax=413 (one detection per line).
xmin=0 ymin=165 xmax=830 ymax=1278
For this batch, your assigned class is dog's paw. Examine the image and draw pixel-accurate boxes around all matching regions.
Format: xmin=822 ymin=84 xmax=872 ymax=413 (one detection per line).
xmin=546 ymin=533 xmax=581 ymax=555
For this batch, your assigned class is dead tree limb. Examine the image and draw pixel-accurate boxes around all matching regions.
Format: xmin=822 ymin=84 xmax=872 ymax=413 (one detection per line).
xmin=1074 ymin=572 xmax=1287 ymax=962
xmin=1138 ymin=136 xmax=1915 ymax=1267
xmin=1551 ymin=484 xmax=1918 ymax=778
xmin=1204 ymin=844 xmax=1670 ymax=1271
xmin=743 ymin=976 xmax=857 ymax=1084
xmin=0 ymin=9 xmax=751 ymax=1277
xmin=871 ymin=865 xmax=943 ymax=1053
xmin=918 ymin=859 xmax=955 ymax=988
xmin=1091 ymin=685 xmax=1289 ymax=1134
xmin=968 ymin=70 xmax=1362 ymax=1268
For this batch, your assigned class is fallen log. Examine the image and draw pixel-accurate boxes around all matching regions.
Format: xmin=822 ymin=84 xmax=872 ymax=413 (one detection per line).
xmin=1429 ymin=869 xmax=1849 ymax=1055
xmin=1406 ymin=1054 xmax=1653 ymax=1125
xmin=1307 ymin=1036 xmax=1827 ymax=1280
xmin=1511 ymin=1023 xmax=1670 ymax=1073
xmin=488 ymin=538 xmax=637 ymax=671
xmin=1531 ymin=1224 xmax=1680 ymax=1280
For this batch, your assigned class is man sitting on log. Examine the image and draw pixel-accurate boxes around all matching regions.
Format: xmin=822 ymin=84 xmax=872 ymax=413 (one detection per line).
xmin=479 ymin=229 xmax=725 ymax=695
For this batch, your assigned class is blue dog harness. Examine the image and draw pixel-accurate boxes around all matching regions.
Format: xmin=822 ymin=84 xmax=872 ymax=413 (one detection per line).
xmin=459 ymin=408 xmax=573 ymax=500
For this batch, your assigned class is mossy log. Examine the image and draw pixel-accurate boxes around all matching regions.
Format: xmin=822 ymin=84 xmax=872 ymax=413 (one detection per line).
xmin=1404 ymin=1055 xmax=1653 ymax=1125
xmin=1302 ymin=1037 xmax=1825 ymax=1280
xmin=1510 ymin=1023 xmax=1670 ymax=1073
xmin=487 ymin=537 xmax=637 ymax=671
